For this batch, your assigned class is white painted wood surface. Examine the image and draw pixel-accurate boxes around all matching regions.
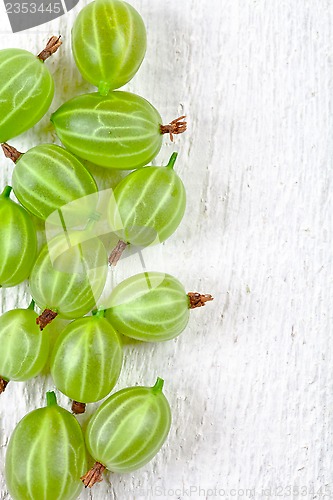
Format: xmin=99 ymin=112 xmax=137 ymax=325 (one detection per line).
xmin=0 ymin=0 xmax=332 ymax=498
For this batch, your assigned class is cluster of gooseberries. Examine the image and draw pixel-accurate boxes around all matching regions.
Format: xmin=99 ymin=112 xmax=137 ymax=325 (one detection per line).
xmin=0 ymin=0 xmax=214 ymax=498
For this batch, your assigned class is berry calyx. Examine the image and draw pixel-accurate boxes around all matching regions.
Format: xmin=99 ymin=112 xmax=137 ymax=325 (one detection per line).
xmin=81 ymin=462 xmax=106 ymax=488
xmin=108 ymin=240 xmax=127 ymax=267
xmin=0 ymin=378 xmax=9 ymax=394
xmin=37 ymin=36 xmax=62 ymax=62
xmin=188 ymin=293 xmax=214 ymax=309
xmin=1 ymin=143 xmax=22 ymax=163
xmin=36 ymin=309 xmax=58 ymax=331
xmin=160 ymin=116 xmax=187 ymax=142
xmin=72 ymin=401 xmax=86 ymax=414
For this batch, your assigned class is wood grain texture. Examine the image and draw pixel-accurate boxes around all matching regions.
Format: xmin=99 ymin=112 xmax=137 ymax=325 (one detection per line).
xmin=0 ymin=0 xmax=332 ymax=498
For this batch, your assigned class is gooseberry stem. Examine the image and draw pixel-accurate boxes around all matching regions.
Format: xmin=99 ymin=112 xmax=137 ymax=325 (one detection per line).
xmin=160 ymin=116 xmax=187 ymax=142
xmin=108 ymin=240 xmax=127 ymax=266
xmin=0 ymin=186 xmax=12 ymax=199
xmin=27 ymin=300 xmax=35 ymax=311
xmin=81 ymin=462 xmax=106 ymax=488
xmin=72 ymin=401 xmax=86 ymax=414
xmin=46 ymin=391 xmax=57 ymax=407
xmin=98 ymin=81 xmax=110 ymax=97
xmin=0 ymin=377 xmax=9 ymax=394
xmin=188 ymin=293 xmax=214 ymax=309
xmin=1 ymin=143 xmax=23 ymax=163
xmin=165 ymin=152 xmax=178 ymax=170
xmin=152 ymin=377 xmax=164 ymax=393
xmin=36 ymin=309 xmax=58 ymax=331
xmin=37 ymin=35 xmax=62 ymax=62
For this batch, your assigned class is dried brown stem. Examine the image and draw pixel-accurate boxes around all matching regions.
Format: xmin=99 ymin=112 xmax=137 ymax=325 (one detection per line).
xmin=108 ymin=240 xmax=127 ymax=266
xmin=72 ymin=401 xmax=86 ymax=414
xmin=1 ymin=143 xmax=23 ymax=163
xmin=160 ymin=116 xmax=187 ymax=141
xmin=81 ymin=462 xmax=106 ymax=488
xmin=37 ymin=36 xmax=62 ymax=62
xmin=188 ymin=292 xmax=214 ymax=309
xmin=36 ymin=309 xmax=58 ymax=331
xmin=0 ymin=377 xmax=9 ymax=394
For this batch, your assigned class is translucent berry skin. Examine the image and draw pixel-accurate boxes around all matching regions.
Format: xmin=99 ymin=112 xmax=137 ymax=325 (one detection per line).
xmin=0 ymin=187 xmax=37 ymax=288
xmin=29 ymin=232 xmax=108 ymax=319
xmin=51 ymin=91 xmax=162 ymax=169
xmin=72 ymin=0 xmax=147 ymax=95
xmin=0 ymin=308 xmax=49 ymax=383
xmin=85 ymin=378 xmax=171 ymax=473
xmin=12 ymin=144 xmax=98 ymax=221
xmin=50 ymin=314 xmax=123 ymax=404
xmin=5 ymin=392 xmax=86 ymax=500
xmin=109 ymin=155 xmax=186 ymax=246
xmin=105 ymin=273 xmax=190 ymax=342
xmin=0 ymin=49 xmax=54 ymax=143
